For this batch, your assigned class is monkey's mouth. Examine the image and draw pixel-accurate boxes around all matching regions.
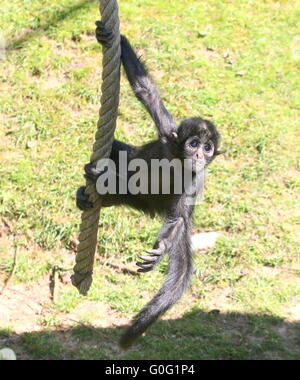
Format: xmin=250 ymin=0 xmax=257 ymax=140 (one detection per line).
xmin=183 ymin=159 xmax=205 ymax=173
xmin=192 ymin=160 xmax=205 ymax=172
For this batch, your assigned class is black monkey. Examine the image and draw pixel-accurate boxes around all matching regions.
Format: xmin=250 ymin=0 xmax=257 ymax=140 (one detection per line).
xmin=76 ymin=21 xmax=221 ymax=348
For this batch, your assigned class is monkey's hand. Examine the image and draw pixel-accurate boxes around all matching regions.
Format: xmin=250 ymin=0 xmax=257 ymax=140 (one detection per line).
xmin=95 ymin=21 xmax=114 ymax=48
xmin=76 ymin=186 xmax=94 ymax=211
xmin=136 ymin=240 xmax=169 ymax=273
xmin=76 ymin=163 xmax=103 ymax=210
xmin=136 ymin=217 xmax=184 ymax=273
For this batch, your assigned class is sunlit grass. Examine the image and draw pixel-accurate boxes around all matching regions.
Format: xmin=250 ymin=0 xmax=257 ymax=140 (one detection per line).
xmin=0 ymin=0 xmax=299 ymax=360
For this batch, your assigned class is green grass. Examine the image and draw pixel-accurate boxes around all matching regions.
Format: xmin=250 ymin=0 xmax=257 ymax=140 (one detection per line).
xmin=0 ymin=0 xmax=300 ymax=360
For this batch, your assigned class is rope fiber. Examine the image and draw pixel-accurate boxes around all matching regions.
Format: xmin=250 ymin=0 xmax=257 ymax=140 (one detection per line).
xmin=71 ymin=0 xmax=121 ymax=295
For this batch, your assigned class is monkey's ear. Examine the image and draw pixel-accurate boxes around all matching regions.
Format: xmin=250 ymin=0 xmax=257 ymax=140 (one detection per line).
xmin=170 ymin=132 xmax=178 ymax=140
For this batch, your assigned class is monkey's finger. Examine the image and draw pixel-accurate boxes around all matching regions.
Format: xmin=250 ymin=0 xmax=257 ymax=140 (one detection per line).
xmin=84 ymin=163 xmax=99 ymax=174
xmin=76 ymin=186 xmax=87 ymax=198
xmin=76 ymin=187 xmax=93 ymax=205
xmin=139 ymin=255 xmax=158 ymax=263
xmin=136 ymin=262 xmax=154 ymax=269
xmin=76 ymin=191 xmax=92 ymax=203
xmin=136 ymin=261 xmax=153 ymax=267
xmin=137 ymin=267 xmax=153 ymax=273
xmin=95 ymin=22 xmax=114 ymax=38
xmin=77 ymin=201 xmax=94 ymax=211
xmin=96 ymin=39 xmax=113 ymax=48
xmin=84 ymin=164 xmax=102 ymax=181
xmin=95 ymin=20 xmax=104 ymax=27
xmin=96 ymin=30 xmax=114 ymax=40
xmin=98 ymin=41 xmax=113 ymax=48
xmin=76 ymin=197 xmax=94 ymax=210
xmin=95 ymin=21 xmax=110 ymax=31
xmin=146 ymin=249 xmax=162 ymax=256
xmin=97 ymin=28 xmax=114 ymax=36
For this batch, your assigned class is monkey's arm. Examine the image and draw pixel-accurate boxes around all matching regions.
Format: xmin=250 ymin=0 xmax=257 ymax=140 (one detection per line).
xmin=95 ymin=21 xmax=176 ymax=137
xmin=137 ymin=216 xmax=185 ymax=272
xmin=120 ymin=36 xmax=177 ymax=138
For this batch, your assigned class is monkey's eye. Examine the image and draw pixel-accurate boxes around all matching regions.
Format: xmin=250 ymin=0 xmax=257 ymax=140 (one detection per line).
xmin=204 ymin=143 xmax=213 ymax=152
xmin=190 ymin=140 xmax=200 ymax=148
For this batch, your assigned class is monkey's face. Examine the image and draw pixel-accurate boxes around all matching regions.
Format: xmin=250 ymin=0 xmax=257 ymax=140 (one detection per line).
xmin=183 ymin=135 xmax=215 ymax=172
xmin=176 ymin=117 xmax=220 ymax=173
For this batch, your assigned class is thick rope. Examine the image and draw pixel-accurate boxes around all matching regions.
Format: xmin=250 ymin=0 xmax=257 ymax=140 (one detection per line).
xmin=71 ymin=0 xmax=121 ymax=296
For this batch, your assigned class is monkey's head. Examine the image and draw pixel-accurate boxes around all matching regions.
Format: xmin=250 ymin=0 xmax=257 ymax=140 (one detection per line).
xmin=172 ymin=117 xmax=221 ymax=172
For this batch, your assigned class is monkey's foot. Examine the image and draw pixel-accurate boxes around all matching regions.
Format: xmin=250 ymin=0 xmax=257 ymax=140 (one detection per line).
xmin=136 ymin=241 xmax=167 ymax=273
xmin=95 ymin=21 xmax=114 ymax=48
xmin=76 ymin=186 xmax=94 ymax=211
xmin=84 ymin=163 xmax=102 ymax=183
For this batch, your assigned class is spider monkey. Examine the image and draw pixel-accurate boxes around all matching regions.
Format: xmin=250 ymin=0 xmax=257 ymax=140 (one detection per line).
xmin=76 ymin=21 xmax=221 ymax=349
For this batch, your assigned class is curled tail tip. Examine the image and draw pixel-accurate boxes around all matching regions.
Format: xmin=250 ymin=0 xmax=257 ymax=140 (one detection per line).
xmin=119 ymin=240 xmax=193 ymax=348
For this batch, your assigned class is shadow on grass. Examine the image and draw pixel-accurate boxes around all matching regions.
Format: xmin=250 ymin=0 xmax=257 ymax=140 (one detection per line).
xmin=1 ymin=310 xmax=299 ymax=360
xmin=7 ymin=0 xmax=97 ymax=50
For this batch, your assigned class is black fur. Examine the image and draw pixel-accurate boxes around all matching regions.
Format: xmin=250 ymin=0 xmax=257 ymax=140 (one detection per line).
xmin=77 ymin=22 xmax=221 ymax=348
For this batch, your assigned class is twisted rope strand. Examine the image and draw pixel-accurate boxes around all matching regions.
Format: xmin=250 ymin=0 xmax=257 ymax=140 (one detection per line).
xmin=71 ymin=0 xmax=120 ymax=295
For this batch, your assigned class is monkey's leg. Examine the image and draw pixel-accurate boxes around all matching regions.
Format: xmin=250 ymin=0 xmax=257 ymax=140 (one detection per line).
xmin=77 ymin=140 xmax=134 ymax=211
xmin=95 ymin=21 xmax=114 ymax=48
xmin=136 ymin=217 xmax=184 ymax=272
xmin=84 ymin=139 xmax=134 ymax=183
xmin=76 ymin=185 xmax=121 ymax=210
